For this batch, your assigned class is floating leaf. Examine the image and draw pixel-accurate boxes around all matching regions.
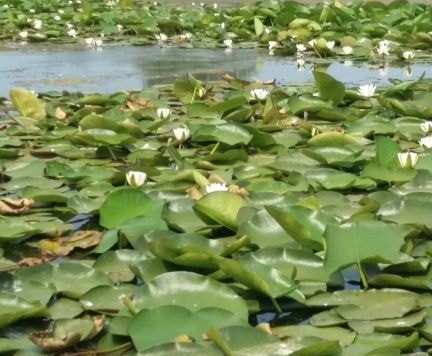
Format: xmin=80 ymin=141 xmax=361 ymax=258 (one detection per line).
xmin=9 ymin=87 xmax=46 ymax=120
xmin=99 ymin=188 xmax=164 ymax=229
xmin=324 ymin=221 xmax=404 ymax=275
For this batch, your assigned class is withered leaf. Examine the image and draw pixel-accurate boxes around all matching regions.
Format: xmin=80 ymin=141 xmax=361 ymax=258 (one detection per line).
xmin=28 ymin=331 xmax=81 ymax=352
xmin=0 ymin=197 xmax=34 ymax=214
xmin=38 ymin=230 xmax=101 ymax=257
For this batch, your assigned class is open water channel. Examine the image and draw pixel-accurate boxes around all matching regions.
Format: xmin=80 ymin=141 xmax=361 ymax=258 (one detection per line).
xmin=1 ymin=44 xmax=432 ymax=96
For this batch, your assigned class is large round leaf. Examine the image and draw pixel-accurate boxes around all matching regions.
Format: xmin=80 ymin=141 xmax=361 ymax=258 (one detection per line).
xmin=194 ymin=192 xmax=247 ymax=230
xmin=99 ymin=188 xmax=164 ymax=229
xmin=129 ymin=305 xmax=245 ymax=351
xmin=324 ymin=220 xmax=404 ymax=275
xmin=133 ymin=271 xmax=248 ymax=321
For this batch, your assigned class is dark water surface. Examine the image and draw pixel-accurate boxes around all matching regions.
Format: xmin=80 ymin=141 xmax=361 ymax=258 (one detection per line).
xmin=1 ymin=44 xmax=431 ymax=96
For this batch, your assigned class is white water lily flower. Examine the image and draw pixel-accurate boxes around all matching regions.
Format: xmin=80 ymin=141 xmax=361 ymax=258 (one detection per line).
xmin=173 ymin=127 xmax=190 ymax=143
xmin=85 ymin=37 xmax=103 ymax=47
xmin=180 ymin=32 xmax=192 ymax=40
xmin=357 ymin=83 xmax=376 ymax=97
xmin=126 ymin=171 xmax=147 ymax=187
xmin=29 ymin=9 xmax=35 ymax=13
xmin=326 ymin=40 xmax=335 ymax=50
xmin=342 ymin=46 xmax=353 ymax=55
xmin=67 ymin=28 xmax=78 ymax=37
xmin=213 ymin=3 xmax=218 ymax=9
xmin=156 ymin=108 xmax=171 ymax=119
xmin=197 ymin=87 xmax=207 ymax=98
xmin=420 ymin=136 xmax=432 ymax=149
xmin=402 ymin=50 xmax=415 ymax=60
xmin=296 ymin=44 xmax=307 ymax=53
xmin=205 ymin=182 xmax=229 ymax=194
xmin=58 ymin=9 xmax=64 ymax=14
xmin=155 ymin=33 xmax=167 ymax=42
xmin=420 ymin=121 xmax=432 ymax=134
xmin=376 ymin=40 xmax=390 ymax=56
xmin=250 ymin=88 xmax=269 ymax=101
xmin=54 ymin=15 xmax=61 ymax=21
xmin=223 ymin=39 xmax=232 ymax=48
xmin=19 ymin=30 xmax=28 ymax=39
xmin=398 ymin=152 xmax=419 ymax=168
xmin=268 ymin=41 xmax=277 ymax=50
xmin=116 ymin=24 xmax=123 ymax=32
xmin=33 ymin=19 xmax=42 ymax=30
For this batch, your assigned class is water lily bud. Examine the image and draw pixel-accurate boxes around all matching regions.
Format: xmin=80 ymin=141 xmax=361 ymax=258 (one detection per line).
xmin=155 ymin=33 xmax=167 ymax=42
xmin=397 ymin=152 xmax=419 ymax=168
xmin=250 ymin=88 xmax=269 ymax=101
xmin=19 ymin=31 xmax=28 ymax=39
xmin=33 ymin=19 xmax=42 ymax=30
xmin=268 ymin=41 xmax=277 ymax=50
xmin=156 ymin=108 xmax=171 ymax=119
xmin=357 ymin=83 xmax=376 ymax=97
xmin=342 ymin=46 xmax=353 ymax=55
xmin=67 ymin=28 xmax=78 ymax=37
xmin=126 ymin=171 xmax=147 ymax=187
xmin=173 ymin=127 xmax=190 ymax=143
xmin=420 ymin=121 xmax=432 ymax=134
xmin=205 ymin=183 xmax=229 ymax=194
xmin=419 ymin=136 xmax=432 ymax=149
xmin=402 ymin=50 xmax=415 ymax=60
xmin=296 ymin=44 xmax=307 ymax=53
xmin=326 ymin=40 xmax=335 ymax=50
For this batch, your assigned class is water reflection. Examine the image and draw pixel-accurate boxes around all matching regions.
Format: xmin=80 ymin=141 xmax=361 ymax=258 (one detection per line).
xmin=0 ymin=44 xmax=431 ymax=96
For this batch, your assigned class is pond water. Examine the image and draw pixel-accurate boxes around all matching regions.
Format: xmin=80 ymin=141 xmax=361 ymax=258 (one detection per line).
xmin=1 ymin=44 xmax=431 ymax=96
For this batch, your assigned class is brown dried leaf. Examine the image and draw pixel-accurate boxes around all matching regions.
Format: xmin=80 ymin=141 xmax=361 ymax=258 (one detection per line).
xmin=18 ymin=254 xmax=54 ymax=267
xmin=186 ymin=186 xmax=203 ymax=200
xmin=208 ymin=174 xmax=226 ymax=184
xmin=85 ymin=315 xmax=106 ymax=341
xmin=28 ymin=331 xmax=81 ymax=352
xmin=125 ymin=95 xmax=150 ymax=111
xmin=38 ymin=230 xmax=101 ymax=257
xmin=256 ymin=322 xmax=273 ymax=335
xmin=0 ymin=197 xmax=33 ymax=214
xmin=228 ymin=184 xmax=250 ymax=197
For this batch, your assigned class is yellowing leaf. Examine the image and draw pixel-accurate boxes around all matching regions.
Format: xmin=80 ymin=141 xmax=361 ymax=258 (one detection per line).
xmin=9 ymin=87 xmax=46 ymax=120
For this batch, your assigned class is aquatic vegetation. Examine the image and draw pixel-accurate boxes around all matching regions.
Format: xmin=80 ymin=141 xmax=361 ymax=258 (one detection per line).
xmin=3 ymin=0 xmax=432 ymax=354
xmin=0 ymin=69 xmax=432 ymax=353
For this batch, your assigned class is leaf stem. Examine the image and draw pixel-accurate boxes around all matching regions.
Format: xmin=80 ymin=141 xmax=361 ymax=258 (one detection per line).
xmin=357 ymin=261 xmax=369 ymax=290
xmin=106 ymin=145 xmax=117 ymax=161
xmin=210 ymin=142 xmax=220 ymax=155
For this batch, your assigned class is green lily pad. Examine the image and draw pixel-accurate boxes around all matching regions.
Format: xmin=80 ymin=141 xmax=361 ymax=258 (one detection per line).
xmin=99 ymin=187 xmax=164 ymax=229
xmin=194 ymin=191 xmax=247 ymax=230
xmin=133 ymin=271 xmax=248 ymax=321
xmin=324 ymin=220 xmax=405 ymax=275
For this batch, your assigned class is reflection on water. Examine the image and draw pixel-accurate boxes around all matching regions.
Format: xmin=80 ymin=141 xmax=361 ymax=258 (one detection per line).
xmin=0 ymin=44 xmax=431 ymax=96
